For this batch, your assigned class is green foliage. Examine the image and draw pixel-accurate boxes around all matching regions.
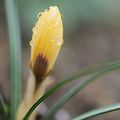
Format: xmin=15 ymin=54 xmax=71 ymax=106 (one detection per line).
xmin=73 ymin=103 xmax=120 ymax=120
xmin=23 ymin=60 xmax=120 ymax=120
xmin=42 ymin=63 xmax=120 ymax=120
xmin=5 ymin=0 xmax=22 ymax=119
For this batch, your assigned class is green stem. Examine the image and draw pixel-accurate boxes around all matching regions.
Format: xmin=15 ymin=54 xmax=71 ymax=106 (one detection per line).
xmin=4 ymin=0 xmax=22 ymax=119
xmin=72 ymin=103 xmax=120 ymax=120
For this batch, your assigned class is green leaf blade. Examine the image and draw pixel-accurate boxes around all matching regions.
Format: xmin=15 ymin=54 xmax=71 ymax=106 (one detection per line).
xmin=5 ymin=0 xmax=22 ymax=119
xmin=42 ymin=63 xmax=120 ymax=120
xmin=72 ymin=103 xmax=120 ymax=120
xmin=23 ymin=61 xmax=120 ymax=120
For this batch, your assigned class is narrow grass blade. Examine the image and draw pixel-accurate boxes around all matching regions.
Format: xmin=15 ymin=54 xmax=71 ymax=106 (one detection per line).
xmin=4 ymin=0 xmax=22 ymax=119
xmin=72 ymin=103 xmax=120 ymax=120
xmin=0 ymin=94 xmax=8 ymax=118
xmin=42 ymin=63 xmax=120 ymax=120
xmin=23 ymin=60 xmax=120 ymax=120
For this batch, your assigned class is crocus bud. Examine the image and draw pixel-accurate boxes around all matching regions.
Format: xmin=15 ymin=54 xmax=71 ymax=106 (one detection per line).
xmin=17 ymin=6 xmax=63 ymax=120
xmin=30 ymin=6 xmax=63 ymax=82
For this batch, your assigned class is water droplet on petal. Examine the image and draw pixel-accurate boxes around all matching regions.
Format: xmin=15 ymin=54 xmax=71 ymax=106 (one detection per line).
xmin=30 ymin=40 xmax=33 ymax=47
xmin=57 ymin=38 xmax=62 ymax=46
xmin=50 ymin=11 xmax=56 ymax=18
xmin=37 ymin=12 xmax=43 ymax=18
xmin=47 ymin=7 xmax=50 ymax=11
xmin=32 ymin=27 xmax=37 ymax=34
xmin=55 ymin=21 xmax=59 ymax=26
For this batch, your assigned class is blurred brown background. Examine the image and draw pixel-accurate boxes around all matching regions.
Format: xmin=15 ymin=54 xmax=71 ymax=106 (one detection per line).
xmin=1 ymin=0 xmax=120 ymax=119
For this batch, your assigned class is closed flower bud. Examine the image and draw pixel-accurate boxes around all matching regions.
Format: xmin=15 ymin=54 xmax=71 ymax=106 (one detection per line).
xmin=30 ymin=6 xmax=63 ymax=82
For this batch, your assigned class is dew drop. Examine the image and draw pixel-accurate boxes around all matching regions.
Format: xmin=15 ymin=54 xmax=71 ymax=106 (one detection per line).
xmin=37 ymin=12 xmax=43 ymax=18
xmin=32 ymin=27 xmax=37 ymax=34
xmin=50 ymin=11 xmax=56 ymax=18
xmin=57 ymin=38 xmax=62 ymax=46
xmin=30 ymin=40 xmax=33 ymax=47
xmin=47 ymin=7 xmax=50 ymax=11
xmin=55 ymin=21 xmax=59 ymax=26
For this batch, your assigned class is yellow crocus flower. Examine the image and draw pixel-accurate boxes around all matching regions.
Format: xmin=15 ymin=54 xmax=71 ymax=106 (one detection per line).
xmin=30 ymin=6 xmax=63 ymax=81
xmin=17 ymin=6 xmax=63 ymax=120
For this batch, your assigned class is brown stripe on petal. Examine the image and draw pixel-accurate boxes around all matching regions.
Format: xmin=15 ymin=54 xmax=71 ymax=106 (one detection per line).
xmin=33 ymin=54 xmax=48 ymax=90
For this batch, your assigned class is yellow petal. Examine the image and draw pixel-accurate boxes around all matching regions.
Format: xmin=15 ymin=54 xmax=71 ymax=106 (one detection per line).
xmin=30 ymin=6 xmax=63 ymax=78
